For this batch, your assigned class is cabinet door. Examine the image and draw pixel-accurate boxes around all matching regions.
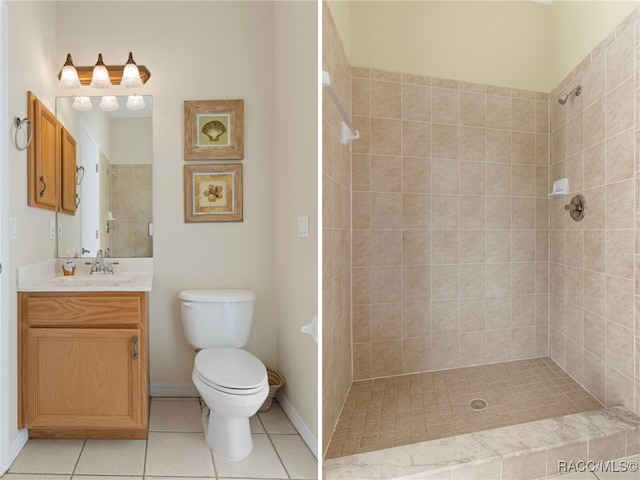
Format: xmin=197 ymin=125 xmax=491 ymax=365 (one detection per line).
xmin=24 ymin=328 xmax=144 ymax=431
xmin=27 ymin=92 xmax=60 ymax=211
xmin=60 ymin=127 xmax=77 ymax=215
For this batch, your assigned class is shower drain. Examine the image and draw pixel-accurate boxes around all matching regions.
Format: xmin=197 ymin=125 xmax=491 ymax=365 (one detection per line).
xmin=469 ymin=398 xmax=488 ymax=411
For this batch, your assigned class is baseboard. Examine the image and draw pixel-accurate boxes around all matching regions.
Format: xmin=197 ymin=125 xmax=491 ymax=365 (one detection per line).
xmin=275 ymin=391 xmax=318 ymax=459
xmin=150 ymin=383 xmax=199 ymax=397
xmin=2 ymin=428 xmax=27 ymax=473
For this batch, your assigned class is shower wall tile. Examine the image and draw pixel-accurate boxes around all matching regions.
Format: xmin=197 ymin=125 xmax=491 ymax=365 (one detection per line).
xmin=322 ymin=2 xmax=353 ymax=456
xmin=351 ymin=68 xmax=549 ymax=378
xmin=550 ymin=9 xmax=640 ymax=418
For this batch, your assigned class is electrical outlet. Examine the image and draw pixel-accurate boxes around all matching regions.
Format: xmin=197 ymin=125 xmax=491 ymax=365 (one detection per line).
xmin=49 ymin=220 xmax=55 ymax=239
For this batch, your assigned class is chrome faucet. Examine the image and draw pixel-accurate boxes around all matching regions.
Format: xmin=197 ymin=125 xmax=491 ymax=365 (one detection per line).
xmin=90 ymin=249 xmax=114 ymax=274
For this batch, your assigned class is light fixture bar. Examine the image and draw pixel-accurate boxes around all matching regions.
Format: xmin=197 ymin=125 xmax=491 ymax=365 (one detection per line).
xmin=58 ymin=56 xmax=151 ymax=86
xmin=66 ymin=65 xmax=151 ymax=86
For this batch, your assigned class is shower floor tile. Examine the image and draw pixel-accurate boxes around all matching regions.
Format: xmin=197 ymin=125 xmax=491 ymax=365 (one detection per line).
xmin=325 ymin=357 xmax=604 ymax=459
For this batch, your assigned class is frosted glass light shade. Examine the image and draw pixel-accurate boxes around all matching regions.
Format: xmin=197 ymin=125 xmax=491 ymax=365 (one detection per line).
xmin=72 ymin=96 xmax=93 ymax=111
xmin=90 ymin=54 xmax=112 ymax=88
xmin=59 ymin=54 xmax=81 ymax=88
xmin=99 ymin=96 xmax=119 ymax=111
xmin=120 ymin=52 xmax=142 ymax=88
xmin=126 ymin=94 xmax=145 ymax=110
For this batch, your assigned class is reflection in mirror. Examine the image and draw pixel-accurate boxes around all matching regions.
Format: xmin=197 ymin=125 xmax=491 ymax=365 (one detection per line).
xmin=56 ymin=95 xmax=153 ymax=258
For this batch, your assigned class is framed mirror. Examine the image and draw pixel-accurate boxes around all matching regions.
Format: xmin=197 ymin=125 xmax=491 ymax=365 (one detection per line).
xmin=56 ymin=95 xmax=153 ymax=258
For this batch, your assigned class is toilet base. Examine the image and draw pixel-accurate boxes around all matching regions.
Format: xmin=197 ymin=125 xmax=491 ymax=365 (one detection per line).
xmin=201 ymin=405 xmax=253 ymax=461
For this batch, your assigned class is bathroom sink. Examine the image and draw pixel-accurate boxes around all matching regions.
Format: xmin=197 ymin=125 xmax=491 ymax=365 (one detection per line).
xmin=16 ymin=258 xmax=154 ymax=293
xmin=45 ymin=274 xmax=136 ymax=288
xmin=20 ymin=272 xmax=153 ymax=292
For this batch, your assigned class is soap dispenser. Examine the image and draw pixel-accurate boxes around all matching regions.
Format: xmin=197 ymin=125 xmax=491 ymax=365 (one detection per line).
xmin=62 ymin=256 xmax=76 ymax=276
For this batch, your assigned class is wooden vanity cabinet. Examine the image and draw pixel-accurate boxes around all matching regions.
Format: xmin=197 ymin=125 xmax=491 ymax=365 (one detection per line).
xmin=27 ymin=91 xmax=77 ymax=214
xmin=18 ymin=291 xmax=149 ymax=439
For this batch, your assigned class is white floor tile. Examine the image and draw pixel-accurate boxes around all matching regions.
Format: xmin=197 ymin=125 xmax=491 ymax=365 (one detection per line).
xmin=74 ymin=439 xmax=146 ymax=475
xmin=250 ymin=414 xmax=265 ymax=434
xmin=149 ymin=398 xmax=203 ymax=433
xmin=8 ymin=439 xmax=84 ymax=474
xmin=145 ymin=432 xmax=214 ymax=477
xmin=140 ymin=478 xmax=210 ymax=480
xmin=70 ymin=477 xmax=141 ymax=480
xmin=213 ymin=434 xmax=288 ymax=479
xmin=1 ymin=475 xmax=71 ymax=480
xmin=270 ymin=434 xmax=318 ymax=479
xmin=257 ymin=404 xmax=298 ymax=434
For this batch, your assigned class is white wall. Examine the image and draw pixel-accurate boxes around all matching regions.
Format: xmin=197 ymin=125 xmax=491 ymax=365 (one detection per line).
xmin=6 ymin=0 xmax=58 ymax=445
xmin=274 ymin=1 xmax=319 ymax=444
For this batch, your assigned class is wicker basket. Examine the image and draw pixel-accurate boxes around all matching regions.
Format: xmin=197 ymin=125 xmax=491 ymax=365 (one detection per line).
xmin=259 ymin=368 xmax=285 ymax=412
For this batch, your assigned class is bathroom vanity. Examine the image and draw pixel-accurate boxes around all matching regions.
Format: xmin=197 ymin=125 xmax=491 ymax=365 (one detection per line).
xmin=17 ymin=259 xmax=152 ymax=439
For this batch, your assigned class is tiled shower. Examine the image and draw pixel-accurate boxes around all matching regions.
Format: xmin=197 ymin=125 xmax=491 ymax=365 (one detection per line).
xmin=349 ymin=69 xmax=550 ymax=379
xmin=322 ymin=0 xmax=640 ymax=460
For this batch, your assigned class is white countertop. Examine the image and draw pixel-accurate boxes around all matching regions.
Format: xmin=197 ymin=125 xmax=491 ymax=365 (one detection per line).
xmin=17 ymin=258 xmax=153 ymax=292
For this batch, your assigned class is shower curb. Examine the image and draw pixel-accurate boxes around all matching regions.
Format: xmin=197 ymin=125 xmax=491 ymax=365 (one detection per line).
xmin=323 ymin=406 xmax=640 ymax=479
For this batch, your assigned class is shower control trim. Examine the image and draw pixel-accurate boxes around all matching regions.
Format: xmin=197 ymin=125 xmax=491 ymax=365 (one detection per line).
xmin=564 ymin=194 xmax=586 ymax=222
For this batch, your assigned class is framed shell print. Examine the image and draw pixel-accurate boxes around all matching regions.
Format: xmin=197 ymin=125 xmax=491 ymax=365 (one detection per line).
xmin=184 ymin=164 xmax=243 ymax=222
xmin=184 ymin=99 xmax=244 ymax=160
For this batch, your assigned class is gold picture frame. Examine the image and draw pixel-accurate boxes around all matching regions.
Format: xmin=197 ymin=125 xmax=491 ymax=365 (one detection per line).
xmin=184 ymin=164 xmax=243 ymax=222
xmin=184 ymin=99 xmax=244 ymax=160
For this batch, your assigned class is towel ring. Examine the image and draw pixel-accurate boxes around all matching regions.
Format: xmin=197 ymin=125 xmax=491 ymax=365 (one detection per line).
xmin=14 ymin=117 xmax=33 ymax=151
xmin=76 ymin=165 xmax=85 ymax=185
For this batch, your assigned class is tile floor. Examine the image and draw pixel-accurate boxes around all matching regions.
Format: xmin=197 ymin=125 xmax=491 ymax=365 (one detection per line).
xmin=2 ymin=397 xmax=318 ymax=479
xmin=326 ymin=357 xmax=604 ymax=459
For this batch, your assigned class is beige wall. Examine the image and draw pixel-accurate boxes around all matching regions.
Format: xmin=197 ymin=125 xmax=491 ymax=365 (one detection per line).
xmin=549 ymin=1 xmax=638 ymax=90
xmin=349 ymin=1 xmax=552 ymax=92
xmin=7 ymin=0 xmax=58 ymax=444
xmin=6 ymin=0 xmax=317 ymax=447
xmin=332 ymin=1 xmax=638 ymax=93
xmin=274 ymin=1 xmax=319 ymax=443
xmin=55 ymin=0 xmax=277 ymax=394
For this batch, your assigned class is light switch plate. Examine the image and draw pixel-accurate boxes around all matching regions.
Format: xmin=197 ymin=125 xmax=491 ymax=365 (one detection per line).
xmin=9 ymin=217 xmax=16 ymax=241
xmin=298 ymin=216 xmax=310 ymax=238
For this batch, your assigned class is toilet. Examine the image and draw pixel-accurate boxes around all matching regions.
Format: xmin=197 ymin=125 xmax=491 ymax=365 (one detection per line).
xmin=179 ymin=289 xmax=269 ymax=461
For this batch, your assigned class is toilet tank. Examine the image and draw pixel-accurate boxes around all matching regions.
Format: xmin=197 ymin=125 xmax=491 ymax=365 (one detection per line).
xmin=179 ymin=289 xmax=256 ymax=349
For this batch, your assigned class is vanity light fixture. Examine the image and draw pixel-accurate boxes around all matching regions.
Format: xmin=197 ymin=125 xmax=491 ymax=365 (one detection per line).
xmin=58 ymin=52 xmax=151 ymax=88
xmin=90 ymin=53 xmax=111 ymax=88
xmin=121 ymin=52 xmax=143 ymax=88
xmin=59 ymin=54 xmax=81 ymax=88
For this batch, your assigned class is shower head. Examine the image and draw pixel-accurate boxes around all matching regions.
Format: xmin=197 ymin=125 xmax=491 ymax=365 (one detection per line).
xmin=558 ymin=85 xmax=582 ymax=105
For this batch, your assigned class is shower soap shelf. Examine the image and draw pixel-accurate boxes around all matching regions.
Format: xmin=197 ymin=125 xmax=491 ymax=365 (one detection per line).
xmin=547 ymin=177 xmax=569 ymax=197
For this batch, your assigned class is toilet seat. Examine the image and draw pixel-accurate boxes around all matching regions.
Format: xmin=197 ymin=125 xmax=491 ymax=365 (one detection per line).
xmin=194 ymin=348 xmax=267 ymax=395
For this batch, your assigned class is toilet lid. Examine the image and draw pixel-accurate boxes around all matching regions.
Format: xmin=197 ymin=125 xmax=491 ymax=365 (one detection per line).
xmin=195 ymin=348 xmax=267 ymax=393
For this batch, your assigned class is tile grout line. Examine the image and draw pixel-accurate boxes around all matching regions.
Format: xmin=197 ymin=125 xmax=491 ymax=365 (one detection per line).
xmin=70 ymin=439 xmax=87 ymax=478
